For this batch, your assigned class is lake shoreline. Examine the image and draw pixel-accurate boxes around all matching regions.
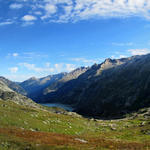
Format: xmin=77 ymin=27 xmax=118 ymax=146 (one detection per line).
xmin=40 ymin=103 xmax=74 ymax=112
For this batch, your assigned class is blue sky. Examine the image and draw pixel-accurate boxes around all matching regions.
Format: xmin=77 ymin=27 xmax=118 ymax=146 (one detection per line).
xmin=1 ymin=0 xmax=150 ymax=81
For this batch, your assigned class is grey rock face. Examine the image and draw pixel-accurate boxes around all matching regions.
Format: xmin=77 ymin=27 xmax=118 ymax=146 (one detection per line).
xmin=0 ymin=80 xmax=37 ymax=107
xmin=0 ymin=76 xmax=27 ymax=95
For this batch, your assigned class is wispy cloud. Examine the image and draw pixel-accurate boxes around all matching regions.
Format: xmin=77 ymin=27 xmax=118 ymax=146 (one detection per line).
xmin=6 ymin=53 xmax=19 ymax=58
xmin=19 ymin=62 xmax=76 ymax=74
xmin=6 ymin=52 xmax=48 ymax=59
xmin=12 ymin=53 xmax=19 ymax=57
xmin=1 ymin=0 xmax=150 ymax=25
xmin=9 ymin=3 xmax=23 ymax=9
xmin=9 ymin=67 xmax=18 ymax=73
xmin=111 ymin=55 xmax=128 ymax=59
xmin=19 ymin=63 xmax=53 ymax=72
xmin=128 ymin=49 xmax=150 ymax=55
xmin=71 ymin=57 xmax=102 ymax=64
xmin=0 ymin=21 xmax=13 ymax=26
xmin=21 ymin=15 xmax=37 ymax=26
xmin=22 ymin=15 xmax=37 ymax=21
xmin=4 ymin=74 xmax=36 ymax=82
xmin=111 ymin=48 xmax=150 ymax=59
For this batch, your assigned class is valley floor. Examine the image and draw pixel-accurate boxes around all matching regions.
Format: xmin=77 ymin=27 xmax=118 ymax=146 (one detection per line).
xmin=0 ymin=100 xmax=150 ymax=150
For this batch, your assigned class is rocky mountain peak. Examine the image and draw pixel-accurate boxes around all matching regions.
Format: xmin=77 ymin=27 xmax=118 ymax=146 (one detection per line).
xmin=28 ymin=77 xmax=38 ymax=81
xmin=104 ymin=58 xmax=113 ymax=63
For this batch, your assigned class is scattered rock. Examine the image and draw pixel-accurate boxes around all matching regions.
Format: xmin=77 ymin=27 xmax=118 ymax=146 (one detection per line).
xmin=1 ymin=104 xmax=6 ymax=107
xmin=139 ymin=121 xmax=146 ymax=127
xmin=75 ymin=138 xmax=87 ymax=143
xmin=30 ymin=128 xmax=35 ymax=132
xmin=141 ymin=129 xmax=150 ymax=135
xmin=109 ymin=123 xmax=117 ymax=130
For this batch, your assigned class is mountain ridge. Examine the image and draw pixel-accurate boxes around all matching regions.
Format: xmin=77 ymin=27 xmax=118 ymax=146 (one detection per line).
xmin=27 ymin=54 xmax=150 ymax=118
xmin=4 ymin=54 xmax=150 ymax=118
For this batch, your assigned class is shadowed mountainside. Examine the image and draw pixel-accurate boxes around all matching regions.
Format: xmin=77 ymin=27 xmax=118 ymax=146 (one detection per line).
xmin=36 ymin=56 xmax=130 ymax=105
xmin=19 ymin=73 xmax=67 ymax=100
xmin=19 ymin=67 xmax=88 ymax=102
xmin=34 ymin=54 xmax=150 ymax=118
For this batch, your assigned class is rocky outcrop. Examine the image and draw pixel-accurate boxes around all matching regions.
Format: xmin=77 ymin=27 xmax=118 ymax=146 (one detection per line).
xmin=0 ymin=76 xmax=27 ymax=96
xmin=0 ymin=80 xmax=37 ymax=107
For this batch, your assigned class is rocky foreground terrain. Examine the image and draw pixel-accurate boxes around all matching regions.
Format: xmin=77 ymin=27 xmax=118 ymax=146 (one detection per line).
xmin=0 ymin=90 xmax=150 ymax=149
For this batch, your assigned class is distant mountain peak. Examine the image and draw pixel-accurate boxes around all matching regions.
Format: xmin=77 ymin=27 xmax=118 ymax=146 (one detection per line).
xmin=104 ymin=58 xmax=113 ymax=63
xmin=28 ymin=77 xmax=38 ymax=81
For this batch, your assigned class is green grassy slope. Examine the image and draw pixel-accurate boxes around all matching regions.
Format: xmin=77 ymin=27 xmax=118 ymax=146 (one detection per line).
xmin=0 ymin=100 xmax=150 ymax=150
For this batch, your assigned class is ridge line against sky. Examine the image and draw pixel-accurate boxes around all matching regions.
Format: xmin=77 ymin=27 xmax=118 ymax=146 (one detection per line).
xmin=1 ymin=0 xmax=150 ymax=81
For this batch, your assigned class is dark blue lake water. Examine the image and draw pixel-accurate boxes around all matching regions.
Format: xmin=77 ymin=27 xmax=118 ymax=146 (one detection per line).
xmin=41 ymin=103 xmax=73 ymax=112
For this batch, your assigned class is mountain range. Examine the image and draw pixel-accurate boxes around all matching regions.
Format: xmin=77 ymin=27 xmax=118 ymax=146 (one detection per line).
xmin=1 ymin=54 xmax=150 ymax=118
xmin=19 ymin=73 xmax=67 ymax=100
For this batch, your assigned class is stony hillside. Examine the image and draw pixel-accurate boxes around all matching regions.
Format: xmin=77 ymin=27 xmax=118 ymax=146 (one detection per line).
xmin=0 ymin=94 xmax=150 ymax=150
xmin=0 ymin=76 xmax=27 ymax=96
xmin=0 ymin=80 xmax=37 ymax=107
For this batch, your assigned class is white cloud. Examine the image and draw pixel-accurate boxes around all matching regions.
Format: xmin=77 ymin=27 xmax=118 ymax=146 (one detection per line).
xmin=4 ymin=0 xmax=150 ymax=24
xmin=41 ymin=3 xmax=57 ymax=20
xmin=54 ymin=63 xmax=64 ymax=72
xmin=19 ymin=62 xmax=77 ymax=74
xmin=128 ymin=49 xmax=150 ymax=55
xmin=6 ymin=53 xmax=19 ymax=58
xmin=110 ymin=49 xmax=150 ymax=59
xmin=19 ymin=63 xmax=44 ymax=72
xmin=10 ymin=3 xmax=23 ymax=9
xmin=0 ymin=21 xmax=13 ymax=26
xmin=66 ymin=64 xmax=76 ymax=72
xmin=54 ymin=63 xmax=76 ymax=72
xmin=71 ymin=57 xmax=101 ymax=64
xmin=4 ymin=74 xmax=36 ymax=82
xmin=34 ymin=11 xmax=42 ymax=15
xmin=45 ymin=4 xmax=57 ymax=14
xmin=9 ymin=67 xmax=18 ymax=73
xmin=111 ymin=54 xmax=128 ymax=59
xmin=12 ymin=53 xmax=19 ymax=57
xmin=70 ymin=0 xmax=150 ymax=21
xmin=119 ymin=55 xmax=127 ymax=58
xmin=22 ymin=15 xmax=37 ymax=21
